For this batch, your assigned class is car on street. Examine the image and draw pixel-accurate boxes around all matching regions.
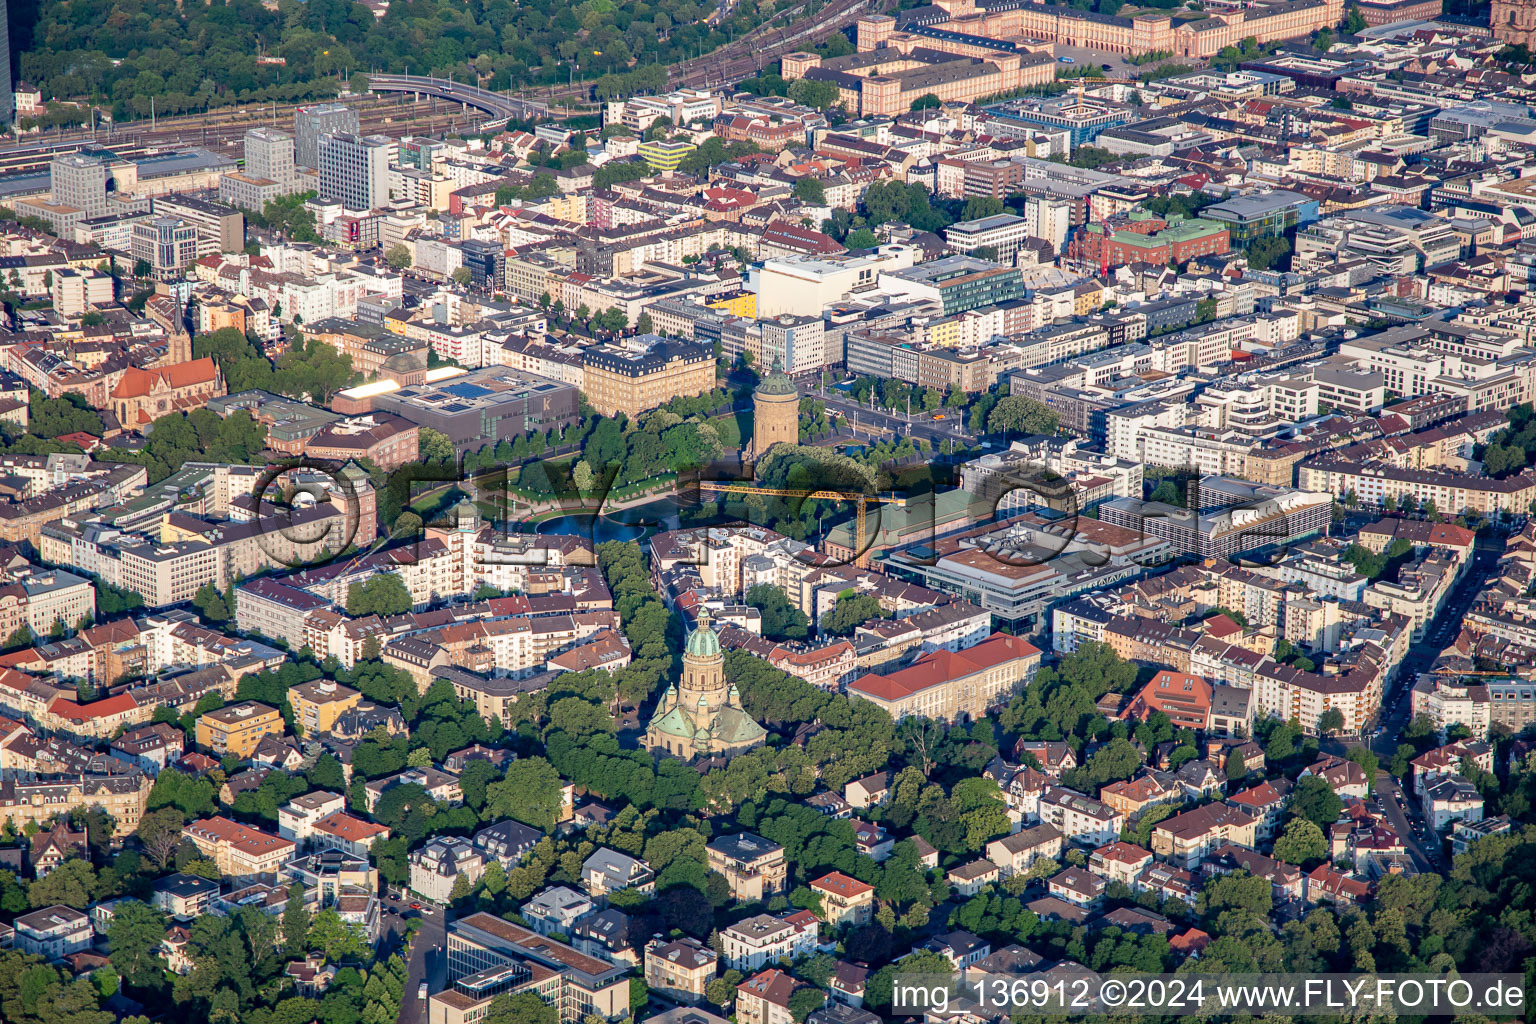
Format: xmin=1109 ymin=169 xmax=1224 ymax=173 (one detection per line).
xmin=1058 ymin=56 xmax=1075 ymax=62
xmin=410 ymin=902 xmax=422 ymax=910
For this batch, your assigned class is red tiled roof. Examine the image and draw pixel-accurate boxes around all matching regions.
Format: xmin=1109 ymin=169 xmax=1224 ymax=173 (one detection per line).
xmin=110 ymin=358 xmax=220 ymax=399
xmin=848 ymin=633 xmax=1039 ymax=702
xmin=810 ymin=871 xmax=873 ymax=898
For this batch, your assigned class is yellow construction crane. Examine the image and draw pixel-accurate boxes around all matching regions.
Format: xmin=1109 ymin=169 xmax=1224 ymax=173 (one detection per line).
xmin=697 ymin=481 xmax=906 ymax=568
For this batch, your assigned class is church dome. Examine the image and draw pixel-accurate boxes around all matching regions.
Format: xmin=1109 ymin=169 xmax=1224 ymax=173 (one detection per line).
xmin=685 ymin=610 xmax=722 ymax=659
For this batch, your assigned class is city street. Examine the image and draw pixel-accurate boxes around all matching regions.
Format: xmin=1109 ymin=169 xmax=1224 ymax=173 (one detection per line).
xmin=1319 ymin=534 xmax=1504 ymax=871
xmin=395 ymin=898 xmax=448 ymax=1024
xmin=811 ymin=389 xmax=979 ymax=450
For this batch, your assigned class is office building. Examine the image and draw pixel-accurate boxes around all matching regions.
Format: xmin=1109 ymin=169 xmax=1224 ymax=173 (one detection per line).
xmin=429 ymin=912 xmax=630 ymax=1024
xmin=581 ymin=336 xmax=715 ymax=419
xmin=318 ymin=132 xmax=392 ymax=211
xmin=459 ymin=239 xmax=505 ymax=293
xmin=51 ymin=152 xmax=114 ymax=219
xmin=1202 ymin=190 xmax=1319 ymax=242
xmin=221 ymin=128 xmax=300 ymax=210
xmin=637 ymin=139 xmax=696 ymax=173
xmin=152 ymin=194 xmax=244 ymax=257
xmin=130 ymin=216 xmax=199 ymax=281
xmin=0 ymin=1 xmax=11 ymax=125
xmin=369 ymin=366 xmax=580 ymax=451
xmin=246 ymin=127 xmax=296 ymax=187
xmin=879 ymin=255 xmax=1024 ymax=315
xmin=945 ymin=214 xmax=1033 ymax=265
xmin=294 ymin=102 xmax=359 ymax=169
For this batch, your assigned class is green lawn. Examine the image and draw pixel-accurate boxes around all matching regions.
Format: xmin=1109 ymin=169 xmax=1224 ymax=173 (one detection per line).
xmin=712 ymin=409 xmax=751 ymax=449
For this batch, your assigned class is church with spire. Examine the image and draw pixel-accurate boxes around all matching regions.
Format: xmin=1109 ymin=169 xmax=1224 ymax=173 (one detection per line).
xmin=645 ymin=608 xmax=767 ymax=761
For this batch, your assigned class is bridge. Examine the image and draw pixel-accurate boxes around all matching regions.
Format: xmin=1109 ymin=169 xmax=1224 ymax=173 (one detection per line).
xmin=366 ymin=74 xmax=550 ymax=130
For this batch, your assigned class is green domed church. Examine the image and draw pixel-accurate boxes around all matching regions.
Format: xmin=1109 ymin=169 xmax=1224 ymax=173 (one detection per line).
xmin=644 ymin=608 xmax=767 ymax=761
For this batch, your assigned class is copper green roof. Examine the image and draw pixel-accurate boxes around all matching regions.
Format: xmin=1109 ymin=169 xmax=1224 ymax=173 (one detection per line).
xmin=685 ymin=618 xmax=722 ymax=658
xmin=756 ymin=370 xmax=797 ymax=397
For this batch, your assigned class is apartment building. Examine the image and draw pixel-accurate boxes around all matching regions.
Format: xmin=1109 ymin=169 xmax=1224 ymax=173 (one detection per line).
xmin=184 ymin=816 xmax=297 ymax=879
xmin=706 ymin=833 xmax=788 ymax=901
xmin=195 ymin=701 xmax=284 ymax=759
xmin=1037 ymin=787 xmax=1124 ymax=846
xmin=809 ymin=872 xmax=875 ymax=928
xmin=288 ymin=679 xmax=362 ymax=735
xmin=15 ymin=906 xmax=92 ymax=961
xmin=0 ymin=771 xmax=151 ymax=837
xmin=644 ymin=937 xmax=717 ymax=1005
xmin=1151 ymin=803 xmax=1258 ymax=868
xmin=986 ymin=823 xmax=1064 ymax=876
xmin=277 ymin=790 xmax=348 ymax=844
xmin=737 ymin=969 xmax=810 ymax=1024
xmin=719 ymin=912 xmax=821 ymax=972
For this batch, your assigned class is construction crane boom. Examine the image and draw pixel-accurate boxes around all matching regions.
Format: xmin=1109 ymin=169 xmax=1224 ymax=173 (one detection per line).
xmin=696 ymin=481 xmax=906 ymax=568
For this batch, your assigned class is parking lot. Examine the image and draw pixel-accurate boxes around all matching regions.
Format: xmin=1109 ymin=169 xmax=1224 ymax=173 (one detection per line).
xmin=1048 ymin=46 xmax=1146 ymax=78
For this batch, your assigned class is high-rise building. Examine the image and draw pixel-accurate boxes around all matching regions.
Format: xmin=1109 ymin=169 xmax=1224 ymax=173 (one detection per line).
xmin=317 ymin=132 xmax=391 ymax=211
xmin=130 ymin=217 xmax=199 ymax=281
xmin=245 ymin=128 xmax=296 ymax=188
xmin=50 ymin=153 xmax=113 ymax=220
xmin=293 ymin=102 xmax=359 ymax=169
xmin=0 ymin=1 xmax=13 ymax=125
xmin=220 ymin=128 xmax=300 ymax=211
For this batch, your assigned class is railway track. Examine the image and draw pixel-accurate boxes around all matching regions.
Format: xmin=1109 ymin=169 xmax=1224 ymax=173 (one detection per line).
xmin=0 ymin=0 xmax=885 ymax=168
xmin=0 ymin=95 xmax=492 ymax=177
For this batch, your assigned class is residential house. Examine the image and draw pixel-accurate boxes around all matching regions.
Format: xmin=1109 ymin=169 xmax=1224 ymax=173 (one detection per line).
xmin=474 ymin=820 xmax=544 ymax=868
xmin=1301 ymin=756 xmax=1369 ymax=799
xmin=1151 ymin=804 xmax=1258 ymax=868
xmin=581 ymin=848 xmax=655 ymax=897
xmin=738 ymin=968 xmax=816 ymax=1024
xmin=1421 ymin=774 xmax=1484 ymax=829
xmin=1087 ymin=841 xmax=1152 ymax=886
xmin=986 ymin=823 xmax=1063 ymax=877
xmin=849 ymin=819 xmax=893 ymax=862
xmin=1047 ymin=866 xmax=1106 ymax=907
xmin=948 ymin=859 xmax=1000 ymax=896
xmin=523 ymin=886 xmax=596 ymax=937
xmin=645 ymin=937 xmax=717 ymax=1005
xmin=1038 ymin=787 xmax=1124 ymax=845
xmin=1225 ymin=779 xmax=1293 ymax=842
xmin=843 ymin=773 xmax=890 ymax=809
xmin=809 ymin=872 xmax=874 ymax=928
xmin=706 ymin=833 xmax=788 ymax=901
xmin=924 ymin=930 xmax=991 ymax=969
xmin=408 ymin=835 xmax=484 ymax=904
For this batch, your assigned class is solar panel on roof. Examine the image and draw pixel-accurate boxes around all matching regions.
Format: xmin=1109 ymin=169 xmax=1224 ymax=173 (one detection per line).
xmin=444 ymin=383 xmax=491 ymax=399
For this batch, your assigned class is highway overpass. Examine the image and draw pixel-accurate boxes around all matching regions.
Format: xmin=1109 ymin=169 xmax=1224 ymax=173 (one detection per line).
xmin=366 ymin=75 xmax=549 ymax=129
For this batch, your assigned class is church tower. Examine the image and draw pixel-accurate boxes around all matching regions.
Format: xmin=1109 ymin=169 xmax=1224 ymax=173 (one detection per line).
xmin=678 ymin=607 xmax=727 ymax=710
xmin=645 ymin=608 xmax=767 ymax=761
xmin=749 ymin=362 xmax=799 ymax=461
xmin=1495 ymin=0 xmax=1536 ymax=45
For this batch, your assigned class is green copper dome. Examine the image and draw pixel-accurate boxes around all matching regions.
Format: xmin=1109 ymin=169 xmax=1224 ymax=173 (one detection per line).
xmin=685 ymin=609 xmax=722 ymax=659
xmin=755 ymin=357 xmax=797 ymax=398
xmin=756 ymin=370 xmax=797 ymax=397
